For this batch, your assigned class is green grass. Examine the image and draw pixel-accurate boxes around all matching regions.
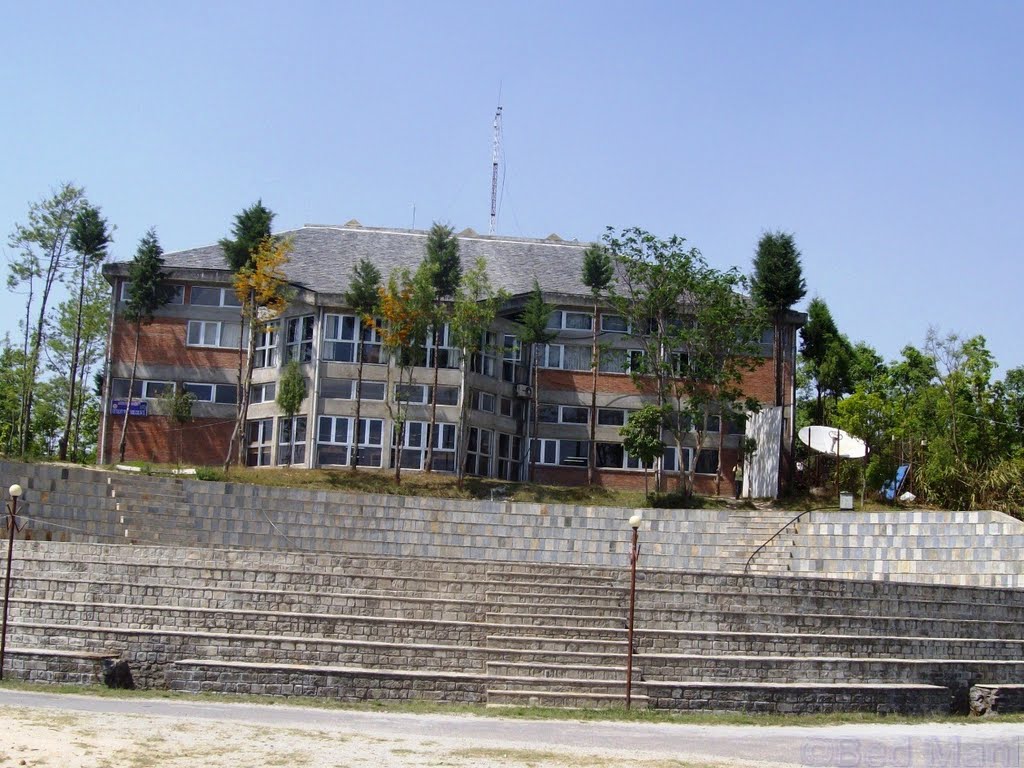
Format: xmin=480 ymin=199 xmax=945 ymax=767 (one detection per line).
xmin=0 ymin=680 xmax=1008 ymax=726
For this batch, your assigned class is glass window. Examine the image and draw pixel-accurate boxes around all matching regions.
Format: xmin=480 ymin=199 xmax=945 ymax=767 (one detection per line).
xmin=601 ymin=314 xmax=628 ymax=333
xmin=254 ymin=323 xmax=279 ymax=368
xmin=246 ymin=418 xmax=274 ymax=466
xmin=433 ymin=385 xmax=460 ymax=406
xmin=190 ymin=286 xmax=240 ymax=307
xmin=597 ymin=408 xmax=625 ymax=426
xmin=277 ymin=416 xmax=307 ymax=466
xmin=538 ymin=404 xmax=559 ymax=423
xmin=323 ymin=314 xmax=358 ymax=362
xmin=395 ymin=384 xmax=427 ymax=404
xmin=250 ymin=382 xmax=276 ymax=404
xmin=286 ymin=315 xmax=315 ymax=363
xmin=599 ymin=349 xmax=627 ymax=374
xmin=359 ymin=381 xmax=386 ymax=400
xmin=502 ymin=334 xmax=521 ymax=361
xmin=499 ymin=397 xmax=513 ymax=417
xmin=561 ymin=406 xmax=588 ymax=424
xmin=183 ymin=383 xmax=213 ymax=402
xmin=695 ymin=449 xmax=719 ymax=475
xmin=321 ymin=378 xmax=354 ymax=400
xmin=186 ymin=320 xmax=241 ymax=349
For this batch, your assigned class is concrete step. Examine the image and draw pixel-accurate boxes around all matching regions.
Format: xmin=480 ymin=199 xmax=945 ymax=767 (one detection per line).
xmin=487 ymin=634 xmax=628 ymax=655
xmin=484 ymin=611 xmax=625 ymax=629
xmin=485 ymin=686 xmax=647 ymax=709
xmin=644 ymin=681 xmax=952 ymax=715
xmin=167 ymin=659 xmax=489 ymax=704
xmin=486 ymin=661 xmax=630 ymax=682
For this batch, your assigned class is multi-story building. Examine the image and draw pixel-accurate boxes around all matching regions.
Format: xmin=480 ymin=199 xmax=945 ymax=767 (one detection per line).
xmin=99 ymin=222 xmax=802 ymax=495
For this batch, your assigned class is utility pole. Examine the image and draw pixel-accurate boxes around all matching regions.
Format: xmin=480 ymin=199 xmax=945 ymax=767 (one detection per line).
xmin=1 ymin=483 xmax=24 ymax=681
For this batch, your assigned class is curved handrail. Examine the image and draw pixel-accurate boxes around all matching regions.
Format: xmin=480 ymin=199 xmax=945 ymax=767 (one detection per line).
xmin=743 ymin=506 xmax=834 ymax=573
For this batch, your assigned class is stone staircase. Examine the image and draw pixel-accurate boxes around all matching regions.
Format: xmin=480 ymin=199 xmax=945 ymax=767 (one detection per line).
xmin=106 ymin=474 xmax=197 ymax=548
xmin=483 ymin=567 xmax=643 ymax=708
xmin=4 ymin=541 xmax=1024 ymax=714
xmin=721 ymin=507 xmax=800 ymax=573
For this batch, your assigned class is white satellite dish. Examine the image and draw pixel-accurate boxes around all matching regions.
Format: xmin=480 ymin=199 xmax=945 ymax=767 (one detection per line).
xmin=798 ymin=425 xmax=868 ymax=459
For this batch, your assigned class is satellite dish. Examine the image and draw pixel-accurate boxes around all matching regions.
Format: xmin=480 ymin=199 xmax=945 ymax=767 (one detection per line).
xmin=798 ymin=425 xmax=868 ymax=459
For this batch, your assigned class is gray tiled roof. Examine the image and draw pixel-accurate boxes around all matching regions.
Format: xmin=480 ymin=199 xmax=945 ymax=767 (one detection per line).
xmin=151 ymin=224 xmax=593 ymax=301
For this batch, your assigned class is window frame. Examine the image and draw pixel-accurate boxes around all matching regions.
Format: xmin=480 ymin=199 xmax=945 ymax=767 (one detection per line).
xmin=189 ymin=286 xmax=241 ymax=308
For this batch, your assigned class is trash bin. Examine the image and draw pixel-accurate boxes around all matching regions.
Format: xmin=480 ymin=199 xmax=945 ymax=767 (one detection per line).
xmin=839 ymin=492 xmax=854 ymax=510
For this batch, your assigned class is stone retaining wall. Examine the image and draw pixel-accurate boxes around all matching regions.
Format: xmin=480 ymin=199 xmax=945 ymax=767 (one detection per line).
xmin=3 ymin=460 xmax=1023 ymax=586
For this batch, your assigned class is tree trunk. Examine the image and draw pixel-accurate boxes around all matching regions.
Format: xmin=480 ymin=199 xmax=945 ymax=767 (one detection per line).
xmin=425 ymin=325 xmax=440 ymax=472
xmin=350 ymin=324 xmax=365 ymax=472
xmin=117 ymin=322 xmax=142 ymax=463
xmin=587 ymin=303 xmax=599 ymax=485
xmin=59 ymin=258 xmax=89 ymax=460
xmin=773 ymin=315 xmax=784 ymax=407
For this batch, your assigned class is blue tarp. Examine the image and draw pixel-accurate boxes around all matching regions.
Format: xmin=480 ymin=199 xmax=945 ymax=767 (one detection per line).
xmin=881 ymin=464 xmax=910 ymax=501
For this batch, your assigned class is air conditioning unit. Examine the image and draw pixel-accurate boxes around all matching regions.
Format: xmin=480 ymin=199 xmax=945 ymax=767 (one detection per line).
xmin=515 ymin=384 xmax=532 ymax=398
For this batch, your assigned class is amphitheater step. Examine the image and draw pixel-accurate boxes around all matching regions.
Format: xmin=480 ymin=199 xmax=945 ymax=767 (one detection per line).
xmin=644 ymin=681 xmax=952 ymax=715
xmin=167 ymin=659 xmax=489 ymax=703
xmin=485 ymin=688 xmax=647 ymax=709
xmin=4 ymin=647 xmax=121 ymax=686
xmin=486 ymin=661 xmax=629 ymax=682
xmin=969 ymin=684 xmax=1024 ymax=716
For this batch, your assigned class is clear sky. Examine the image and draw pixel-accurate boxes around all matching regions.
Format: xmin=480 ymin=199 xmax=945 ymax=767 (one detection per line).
xmin=2 ymin=1 xmax=1021 ymax=375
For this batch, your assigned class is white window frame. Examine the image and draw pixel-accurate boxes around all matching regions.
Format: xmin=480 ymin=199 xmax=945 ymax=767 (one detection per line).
xmin=254 ymin=322 xmax=279 ymax=368
xmin=533 ymin=438 xmax=589 ymax=467
xmin=600 ymin=314 xmax=629 ymax=333
xmin=285 ymin=315 xmax=315 ymax=363
xmin=250 ymin=381 xmax=276 ymax=405
xmin=186 ymin=320 xmax=242 ymax=349
xmin=395 ymin=383 xmax=428 ymax=404
xmin=464 ymin=426 xmax=493 ymax=477
xmin=277 ymin=415 xmax=307 ymax=466
xmin=472 ymin=390 xmax=495 ymax=413
xmin=246 ymin=418 xmax=274 ymax=467
xmin=323 ymin=313 xmax=359 ymax=363
xmin=120 ymin=281 xmax=184 ymax=304
xmin=502 ymin=334 xmax=521 ymax=361
xmin=546 ymin=310 xmax=593 ymax=332
xmin=189 ymin=286 xmax=241 ymax=307
xmin=183 ymin=382 xmax=237 ymax=404
xmin=425 ymin=323 xmax=461 ymax=369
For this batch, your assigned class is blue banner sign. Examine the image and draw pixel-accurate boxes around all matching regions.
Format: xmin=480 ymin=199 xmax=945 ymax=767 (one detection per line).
xmin=110 ymin=400 xmax=148 ymax=416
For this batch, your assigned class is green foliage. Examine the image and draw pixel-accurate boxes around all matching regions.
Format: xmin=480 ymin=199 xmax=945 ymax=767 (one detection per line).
xmin=219 ymin=200 xmax=274 ymax=272
xmin=619 ymin=404 xmax=664 ymax=468
xmin=423 ymin=222 xmax=462 ymax=299
xmin=517 ymin=280 xmax=555 ymax=347
xmin=344 ymin=258 xmax=382 ymax=320
xmin=124 ymin=230 xmax=176 ymax=325
xmin=69 ymin=205 xmax=111 ymax=264
xmin=276 ymin=360 xmax=307 ymax=418
xmin=605 ymin=226 xmax=764 ymax=496
xmin=581 ymin=244 xmax=613 ymax=295
xmin=751 ymin=230 xmax=806 ymax=312
xmin=168 ymin=389 xmax=196 ymax=425
xmin=195 ymin=467 xmax=225 ymax=482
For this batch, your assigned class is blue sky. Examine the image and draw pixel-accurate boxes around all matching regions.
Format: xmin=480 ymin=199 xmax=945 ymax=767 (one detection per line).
xmin=2 ymin=1 xmax=1021 ymax=375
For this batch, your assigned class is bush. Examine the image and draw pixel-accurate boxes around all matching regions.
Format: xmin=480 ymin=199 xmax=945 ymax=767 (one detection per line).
xmin=647 ymin=489 xmax=703 ymax=509
xmin=195 ymin=467 xmax=224 ymax=482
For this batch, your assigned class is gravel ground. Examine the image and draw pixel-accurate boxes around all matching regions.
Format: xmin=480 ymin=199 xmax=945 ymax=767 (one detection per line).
xmin=3 ymin=691 xmax=1024 ymax=768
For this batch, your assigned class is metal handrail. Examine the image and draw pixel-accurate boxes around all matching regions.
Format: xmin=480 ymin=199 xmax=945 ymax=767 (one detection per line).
xmin=743 ymin=506 xmax=834 ymax=573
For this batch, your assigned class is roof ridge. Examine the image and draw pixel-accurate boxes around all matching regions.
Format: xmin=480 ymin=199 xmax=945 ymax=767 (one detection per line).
xmin=300 ymin=223 xmax=591 ymax=248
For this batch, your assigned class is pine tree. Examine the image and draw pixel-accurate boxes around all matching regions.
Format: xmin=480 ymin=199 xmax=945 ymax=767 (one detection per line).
xmin=119 ymin=230 xmax=175 ymax=462
xmin=422 ymin=223 xmax=461 ymax=472
xmin=518 ymin=280 xmax=555 ymax=482
xmin=343 ymin=258 xmax=382 ymax=471
xmin=60 ymin=205 xmax=111 ymax=460
xmin=581 ymin=243 xmax=613 ymax=484
xmin=751 ymin=231 xmax=806 ymax=407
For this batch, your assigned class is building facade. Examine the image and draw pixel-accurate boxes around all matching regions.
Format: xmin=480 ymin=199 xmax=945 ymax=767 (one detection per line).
xmin=100 ymin=223 xmax=802 ymax=495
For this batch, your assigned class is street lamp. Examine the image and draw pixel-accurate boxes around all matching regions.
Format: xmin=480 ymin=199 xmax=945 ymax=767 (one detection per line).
xmin=1 ymin=483 xmax=23 ymax=681
xmin=625 ymin=512 xmax=642 ymax=710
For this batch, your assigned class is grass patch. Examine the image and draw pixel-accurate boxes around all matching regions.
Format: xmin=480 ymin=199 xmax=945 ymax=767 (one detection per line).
xmin=0 ymin=680 xmax=1006 ymax=726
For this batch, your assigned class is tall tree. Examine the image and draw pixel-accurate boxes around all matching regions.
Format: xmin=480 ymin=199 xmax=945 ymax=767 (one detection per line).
xmin=343 ymin=258 xmax=382 ymax=471
xmin=60 ymin=205 xmax=112 ymax=460
xmin=119 ymin=230 xmax=176 ymax=462
xmin=219 ymin=201 xmax=275 ymax=272
xmin=517 ymin=280 xmax=555 ymax=482
xmin=450 ymin=257 xmax=504 ymax=488
xmin=45 ymin=271 xmax=109 ymax=461
xmin=800 ymin=297 xmax=841 ymax=424
xmin=422 ymin=223 xmax=462 ymax=473
xmin=7 ymin=182 xmax=88 ymax=454
xmin=751 ymin=231 xmax=806 ymax=407
xmin=620 ymin=404 xmax=665 ymax=496
xmin=225 ymin=235 xmax=292 ymax=470
xmin=606 ymin=226 xmax=763 ymax=499
xmin=581 ymin=243 xmax=613 ymax=485
xmin=217 ymin=201 xmax=277 ymax=469
xmin=378 ymin=264 xmax=433 ymax=485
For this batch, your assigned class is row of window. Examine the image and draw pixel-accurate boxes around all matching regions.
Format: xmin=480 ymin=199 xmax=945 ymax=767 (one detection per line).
xmin=246 ymin=415 xmax=522 ymax=480
xmin=111 ymin=378 xmax=238 ymax=404
xmin=532 ymin=439 xmax=721 ymax=474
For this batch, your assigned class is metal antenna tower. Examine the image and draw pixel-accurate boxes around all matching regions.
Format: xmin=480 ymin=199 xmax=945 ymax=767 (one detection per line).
xmin=489 ymin=103 xmax=503 ymax=235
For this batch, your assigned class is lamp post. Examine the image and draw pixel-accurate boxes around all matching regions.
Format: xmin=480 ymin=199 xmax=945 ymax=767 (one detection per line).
xmin=1 ymin=483 xmax=23 ymax=681
xmin=625 ymin=512 xmax=642 ymax=710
